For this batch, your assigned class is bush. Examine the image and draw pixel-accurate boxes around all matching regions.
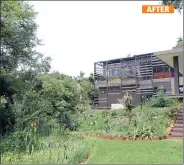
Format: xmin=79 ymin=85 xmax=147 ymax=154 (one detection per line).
xmin=111 ymin=111 xmax=117 ymax=117
xmin=1 ymin=128 xmax=40 ymax=155
xmin=78 ymin=98 xmax=180 ymax=139
xmin=150 ymin=89 xmax=179 ymax=107
xmin=37 ymin=119 xmax=59 ymax=136
xmin=68 ymin=120 xmax=79 ymax=131
xmin=123 ymin=92 xmax=134 ymax=112
xmin=101 ymin=111 xmax=109 ymax=118
xmin=0 ymin=97 xmax=15 ymax=135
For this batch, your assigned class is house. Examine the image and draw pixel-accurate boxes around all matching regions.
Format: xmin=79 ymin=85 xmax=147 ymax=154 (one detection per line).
xmin=94 ymin=46 xmax=183 ymax=109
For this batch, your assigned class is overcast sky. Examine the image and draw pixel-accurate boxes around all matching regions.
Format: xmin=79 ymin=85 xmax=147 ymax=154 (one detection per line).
xmin=31 ymin=1 xmax=183 ymax=77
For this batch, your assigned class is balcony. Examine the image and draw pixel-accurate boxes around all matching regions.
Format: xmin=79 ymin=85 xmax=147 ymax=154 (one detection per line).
xmin=95 ymin=78 xmax=137 ymax=88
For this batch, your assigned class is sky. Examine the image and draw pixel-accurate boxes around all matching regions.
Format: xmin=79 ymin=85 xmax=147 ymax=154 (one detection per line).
xmin=30 ymin=1 xmax=183 ymax=77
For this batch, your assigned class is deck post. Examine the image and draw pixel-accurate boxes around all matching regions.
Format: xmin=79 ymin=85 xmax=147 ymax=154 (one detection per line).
xmin=173 ymin=56 xmax=179 ymax=95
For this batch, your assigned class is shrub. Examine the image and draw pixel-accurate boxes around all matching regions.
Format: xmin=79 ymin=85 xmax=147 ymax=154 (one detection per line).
xmin=89 ymin=120 xmax=97 ymax=126
xmin=0 ymin=96 xmax=15 ymax=135
xmin=150 ymin=89 xmax=179 ymax=107
xmin=1 ymin=128 xmax=40 ymax=155
xmin=123 ymin=91 xmax=134 ymax=112
xmin=37 ymin=119 xmax=59 ymax=136
xmin=111 ymin=111 xmax=117 ymax=117
xmin=101 ymin=111 xmax=109 ymax=118
xmin=68 ymin=120 xmax=79 ymax=131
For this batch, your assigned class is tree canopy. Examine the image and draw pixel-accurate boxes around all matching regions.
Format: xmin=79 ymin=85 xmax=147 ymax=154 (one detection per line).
xmin=0 ymin=1 xmax=95 ymax=135
xmin=176 ymin=37 xmax=183 ymax=46
xmin=161 ymin=0 xmax=183 ymax=11
xmin=1 ymin=1 xmax=51 ymax=72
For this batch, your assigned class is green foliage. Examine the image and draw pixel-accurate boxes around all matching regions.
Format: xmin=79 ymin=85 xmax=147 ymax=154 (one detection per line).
xmin=12 ymin=90 xmax=52 ymax=130
xmin=111 ymin=111 xmax=117 ymax=117
xmin=0 ymin=1 xmax=51 ymax=135
xmin=0 ymin=2 xmax=96 ymax=164
xmin=90 ymin=121 xmax=97 ymax=126
xmin=1 ymin=135 xmax=92 ymax=164
xmin=2 ymin=1 xmax=182 ymax=164
xmin=0 ymin=96 xmax=15 ymax=135
xmin=1 ymin=127 xmax=40 ymax=155
xmin=39 ymin=74 xmax=80 ymax=131
xmin=75 ymin=71 xmax=95 ymax=105
xmin=162 ymin=0 xmax=183 ymax=11
xmin=1 ymin=1 xmax=51 ymax=72
xmin=150 ymin=89 xmax=179 ymax=107
xmin=176 ymin=37 xmax=183 ymax=46
xmin=109 ymin=77 xmax=121 ymax=81
xmin=101 ymin=111 xmax=109 ymax=118
xmin=8 ymin=70 xmax=95 ymax=134
xmin=78 ymin=102 xmax=179 ymax=139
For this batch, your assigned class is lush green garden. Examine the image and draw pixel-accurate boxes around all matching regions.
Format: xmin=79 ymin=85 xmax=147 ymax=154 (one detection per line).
xmin=0 ymin=1 xmax=183 ymax=164
xmin=1 ymin=133 xmax=93 ymax=164
xmin=77 ymin=93 xmax=180 ymax=140
xmin=1 ymin=86 xmax=182 ymax=164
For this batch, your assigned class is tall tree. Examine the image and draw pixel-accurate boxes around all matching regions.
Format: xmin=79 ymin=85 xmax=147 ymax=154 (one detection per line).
xmin=0 ymin=1 xmax=51 ymax=135
xmin=162 ymin=0 xmax=183 ymax=12
xmin=0 ymin=1 xmax=51 ymax=98
xmin=1 ymin=1 xmax=51 ymax=72
xmin=79 ymin=71 xmax=85 ymax=79
xmin=176 ymin=37 xmax=183 ymax=46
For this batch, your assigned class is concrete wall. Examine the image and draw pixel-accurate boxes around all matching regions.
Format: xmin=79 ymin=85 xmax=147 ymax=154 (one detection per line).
xmin=111 ymin=104 xmax=124 ymax=110
xmin=171 ymin=77 xmax=183 ymax=95
xmin=97 ymin=87 xmax=141 ymax=108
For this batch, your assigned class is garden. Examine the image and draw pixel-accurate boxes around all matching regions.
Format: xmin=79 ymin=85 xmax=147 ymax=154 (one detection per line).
xmin=0 ymin=1 xmax=183 ymax=164
xmin=76 ymin=91 xmax=180 ymax=140
xmin=1 ymin=85 xmax=183 ymax=164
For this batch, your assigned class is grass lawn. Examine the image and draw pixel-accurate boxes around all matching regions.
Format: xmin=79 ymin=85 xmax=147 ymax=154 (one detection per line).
xmin=87 ymin=138 xmax=183 ymax=164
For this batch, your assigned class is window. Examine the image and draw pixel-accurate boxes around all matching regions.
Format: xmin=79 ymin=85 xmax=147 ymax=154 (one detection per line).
xmin=108 ymin=68 xmax=119 ymax=77
xmin=114 ymin=68 xmax=119 ymax=77
xmin=153 ymin=66 xmax=170 ymax=73
xmin=179 ymin=86 xmax=183 ymax=94
xmin=108 ymin=69 xmax=113 ymax=76
xmin=122 ymin=67 xmax=134 ymax=77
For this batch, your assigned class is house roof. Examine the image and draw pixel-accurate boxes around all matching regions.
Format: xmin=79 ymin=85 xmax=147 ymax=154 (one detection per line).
xmin=96 ymin=53 xmax=153 ymax=64
xmin=154 ymin=46 xmax=183 ymax=74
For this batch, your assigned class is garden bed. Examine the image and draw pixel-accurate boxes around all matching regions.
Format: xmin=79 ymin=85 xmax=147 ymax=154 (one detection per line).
xmin=97 ymin=135 xmax=169 ymax=141
xmin=71 ymin=131 xmax=169 ymax=141
xmin=77 ymin=102 xmax=180 ymax=141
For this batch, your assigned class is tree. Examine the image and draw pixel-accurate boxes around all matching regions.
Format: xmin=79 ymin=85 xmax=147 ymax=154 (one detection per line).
xmin=79 ymin=71 xmax=85 ymax=79
xmin=88 ymin=73 xmax=94 ymax=85
xmin=0 ymin=1 xmax=51 ymax=98
xmin=176 ymin=37 xmax=183 ymax=46
xmin=76 ymin=71 xmax=95 ymax=105
xmin=38 ymin=74 xmax=80 ymax=131
xmin=1 ymin=1 xmax=51 ymax=72
xmin=161 ymin=0 xmax=183 ymax=12
xmin=0 ymin=1 xmax=51 ymax=135
xmin=127 ymin=53 xmax=132 ymax=57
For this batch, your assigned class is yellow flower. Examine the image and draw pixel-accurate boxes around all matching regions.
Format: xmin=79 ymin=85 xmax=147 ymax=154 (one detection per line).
xmin=31 ymin=121 xmax=36 ymax=127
